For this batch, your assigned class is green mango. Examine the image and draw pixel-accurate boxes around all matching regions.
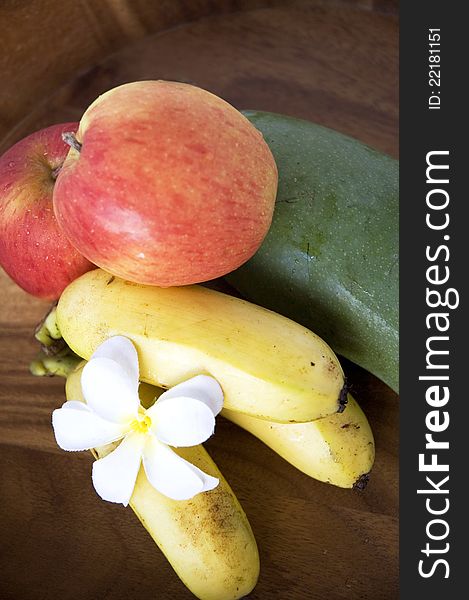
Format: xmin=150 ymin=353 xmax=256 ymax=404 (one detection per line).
xmin=227 ymin=111 xmax=398 ymax=392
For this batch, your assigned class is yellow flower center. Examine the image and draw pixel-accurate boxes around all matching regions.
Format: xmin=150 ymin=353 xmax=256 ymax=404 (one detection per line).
xmin=130 ymin=413 xmax=152 ymax=434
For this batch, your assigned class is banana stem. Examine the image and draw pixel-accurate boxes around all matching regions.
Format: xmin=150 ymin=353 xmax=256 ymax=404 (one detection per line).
xmin=32 ymin=307 xmax=81 ymax=377
xmin=30 ymin=349 xmax=81 ymax=379
xmin=34 ymin=305 xmax=67 ymax=356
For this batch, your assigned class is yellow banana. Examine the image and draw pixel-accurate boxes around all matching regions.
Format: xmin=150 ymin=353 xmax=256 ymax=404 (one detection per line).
xmin=65 ymin=363 xmax=259 ymax=600
xmin=57 ymin=269 xmax=346 ymax=423
xmin=222 ymin=394 xmax=375 ymax=489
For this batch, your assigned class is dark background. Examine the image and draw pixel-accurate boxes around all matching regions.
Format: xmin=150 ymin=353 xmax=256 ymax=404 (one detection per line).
xmin=400 ymin=2 xmax=463 ymax=597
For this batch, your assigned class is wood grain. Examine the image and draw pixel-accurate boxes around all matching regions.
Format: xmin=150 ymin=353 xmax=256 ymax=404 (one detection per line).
xmin=0 ymin=0 xmax=397 ymax=151
xmin=0 ymin=0 xmax=289 ymax=147
xmin=0 ymin=2 xmax=398 ymax=599
xmin=1 ymin=1 xmax=398 ymax=158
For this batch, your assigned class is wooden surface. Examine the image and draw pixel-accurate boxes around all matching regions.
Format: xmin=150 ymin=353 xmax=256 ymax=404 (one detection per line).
xmin=0 ymin=2 xmax=398 ymax=599
xmin=0 ymin=0 xmax=397 ymax=152
xmin=0 ymin=0 xmax=287 ymax=149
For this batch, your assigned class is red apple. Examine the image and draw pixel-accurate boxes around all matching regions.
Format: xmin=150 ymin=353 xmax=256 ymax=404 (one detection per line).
xmin=53 ymin=81 xmax=278 ymax=287
xmin=0 ymin=123 xmax=94 ymax=300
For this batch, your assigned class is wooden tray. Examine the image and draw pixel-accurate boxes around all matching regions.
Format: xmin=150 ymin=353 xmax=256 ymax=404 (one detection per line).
xmin=0 ymin=2 xmax=398 ymax=598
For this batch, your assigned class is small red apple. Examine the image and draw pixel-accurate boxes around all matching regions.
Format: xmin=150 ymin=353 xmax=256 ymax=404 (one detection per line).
xmin=53 ymin=81 xmax=278 ymax=287
xmin=0 ymin=123 xmax=94 ymax=300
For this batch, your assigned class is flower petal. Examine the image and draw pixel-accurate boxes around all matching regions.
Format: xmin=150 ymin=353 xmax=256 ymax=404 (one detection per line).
xmin=91 ymin=336 xmax=139 ymax=388
xmin=81 ymin=357 xmax=140 ymax=424
xmin=52 ymin=406 xmax=127 ymax=451
xmin=155 ymin=375 xmax=224 ymax=416
xmin=61 ymin=400 xmax=90 ymax=412
xmin=192 ymin=464 xmax=219 ymax=494
xmin=92 ymin=432 xmax=145 ymax=506
xmin=143 ymin=436 xmax=218 ymax=500
xmin=149 ymin=396 xmax=215 ymax=447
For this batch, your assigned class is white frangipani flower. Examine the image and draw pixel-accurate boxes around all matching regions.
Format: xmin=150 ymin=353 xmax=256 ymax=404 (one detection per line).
xmin=52 ymin=336 xmax=223 ymax=505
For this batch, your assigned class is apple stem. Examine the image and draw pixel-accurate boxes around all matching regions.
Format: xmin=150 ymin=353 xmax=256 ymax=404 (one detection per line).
xmin=51 ymin=165 xmax=62 ymax=180
xmin=62 ymin=131 xmax=82 ymax=153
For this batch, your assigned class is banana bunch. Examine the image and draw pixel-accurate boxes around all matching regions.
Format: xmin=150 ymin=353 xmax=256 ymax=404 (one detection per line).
xmin=33 ymin=268 xmax=374 ymax=599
